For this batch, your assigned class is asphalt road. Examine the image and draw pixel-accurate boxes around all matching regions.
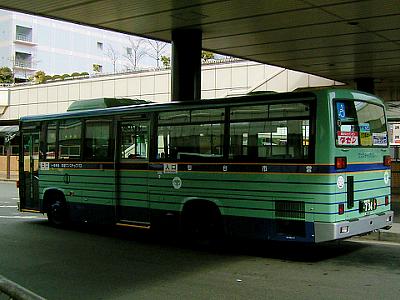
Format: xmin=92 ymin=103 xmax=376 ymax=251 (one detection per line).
xmin=1 ymin=181 xmax=400 ymax=300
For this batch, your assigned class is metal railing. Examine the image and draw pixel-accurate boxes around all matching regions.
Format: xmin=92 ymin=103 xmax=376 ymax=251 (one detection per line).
xmin=14 ymin=61 xmax=33 ymax=69
xmin=15 ymin=34 xmax=32 ymax=43
xmin=0 ymin=275 xmax=45 ymax=300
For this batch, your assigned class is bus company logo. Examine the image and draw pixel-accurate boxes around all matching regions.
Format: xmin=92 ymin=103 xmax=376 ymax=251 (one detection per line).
xmin=262 ymin=166 xmax=268 ymax=172
xmin=223 ymin=165 xmax=228 ymax=172
xmin=172 ymin=177 xmax=182 ymax=189
xmin=306 ymin=166 xmax=313 ymax=173
xmin=163 ymin=163 xmax=178 ymax=174
xmin=187 ymin=165 xmax=192 ymax=171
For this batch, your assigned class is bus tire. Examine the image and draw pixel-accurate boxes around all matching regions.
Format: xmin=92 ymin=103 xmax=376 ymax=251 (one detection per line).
xmin=182 ymin=201 xmax=223 ymax=246
xmin=45 ymin=192 xmax=68 ymax=227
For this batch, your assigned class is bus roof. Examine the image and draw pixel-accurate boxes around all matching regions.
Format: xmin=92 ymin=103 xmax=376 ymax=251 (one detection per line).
xmin=19 ymin=88 xmax=382 ymax=123
xmin=66 ymin=98 xmax=151 ymax=111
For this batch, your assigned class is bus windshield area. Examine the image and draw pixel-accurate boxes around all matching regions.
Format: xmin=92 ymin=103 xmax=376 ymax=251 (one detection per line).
xmin=335 ymin=100 xmax=388 ymax=147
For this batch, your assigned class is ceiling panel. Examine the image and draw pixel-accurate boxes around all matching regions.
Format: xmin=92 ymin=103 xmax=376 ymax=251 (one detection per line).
xmin=321 ymin=0 xmax=400 ymax=20
xmin=203 ymin=22 xmax=365 ymax=47
xmin=353 ymin=15 xmax=400 ymax=32
xmin=0 ymin=0 xmax=85 ymax=14
xmin=247 ymin=41 xmax=400 ymax=72
xmin=378 ymin=29 xmax=400 ymax=41
xmin=215 ymin=32 xmax=386 ymax=57
xmin=107 ymin=7 xmax=338 ymax=38
xmin=282 ymin=50 xmax=400 ymax=67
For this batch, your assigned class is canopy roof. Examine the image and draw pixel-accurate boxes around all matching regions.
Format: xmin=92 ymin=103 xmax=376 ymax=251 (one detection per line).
xmin=0 ymin=0 xmax=399 ymax=92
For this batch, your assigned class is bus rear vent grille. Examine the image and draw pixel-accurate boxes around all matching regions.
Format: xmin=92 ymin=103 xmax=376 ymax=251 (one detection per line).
xmin=275 ymin=201 xmax=305 ymax=219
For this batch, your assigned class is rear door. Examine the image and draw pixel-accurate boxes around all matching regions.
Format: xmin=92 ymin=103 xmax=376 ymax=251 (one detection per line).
xmin=20 ymin=129 xmax=40 ymax=211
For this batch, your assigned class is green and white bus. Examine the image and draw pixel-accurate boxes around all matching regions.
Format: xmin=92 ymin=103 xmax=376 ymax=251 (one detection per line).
xmin=18 ymin=89 xmax=393 ymax=243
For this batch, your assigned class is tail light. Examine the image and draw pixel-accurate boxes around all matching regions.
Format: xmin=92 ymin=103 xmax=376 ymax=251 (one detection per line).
xmin=385 ymin=195 xmax=390 ymax=206
xmin=335 ymin=157 xmax=347 ymax=169
xmin=384 ymin=155 xmax=391 ymax=167
xmin=338 ymin=203 xmax=345 ymax=215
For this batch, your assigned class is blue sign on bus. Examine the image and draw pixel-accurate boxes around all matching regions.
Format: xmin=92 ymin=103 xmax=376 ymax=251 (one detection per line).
xmin=337 ymin=102 xmax=346 ymax=119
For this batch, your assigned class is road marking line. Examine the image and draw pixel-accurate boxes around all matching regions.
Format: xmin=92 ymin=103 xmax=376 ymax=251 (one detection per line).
xmin=0 ymin=205 xmax=18 ymax=208
xmin=12 ymin=198 xmax=19 ymax=200
xmin=0 ymin=216 xmax=46 ymax=219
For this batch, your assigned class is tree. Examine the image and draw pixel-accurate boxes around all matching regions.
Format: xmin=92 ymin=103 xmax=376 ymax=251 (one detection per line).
xmin=147 ymin=40 xmax=168 ymax=68
xmin=0 ymin=67 xmax=13 ymax=83
xmin=93 ymin=64 xmax=102 ymax=73
xmin=33 ymin=70 xmax=47 ymax=84
xmin=201 ymin=50 xmax=215 ymax=62
xmin=160 ymin=55 xmax=171 ymax=68
xmin=124 ymin=37 xmax=148 ymax=70
xmin=105 ymin=44 xmax=120 ymax=73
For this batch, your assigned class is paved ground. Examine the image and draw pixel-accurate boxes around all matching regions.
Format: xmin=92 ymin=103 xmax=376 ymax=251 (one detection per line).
xmin=1 ymin=182 xmax=400 ymax=299
xmin=1 ymin=214 xmax=400 ymax=299
xmin=0 ymin=171 xmax=18 ymax=181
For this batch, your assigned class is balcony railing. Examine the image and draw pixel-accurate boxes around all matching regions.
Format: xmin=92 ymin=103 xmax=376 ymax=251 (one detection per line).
xmin=15 ymin=33 xmax=33 ymax=43
xmin=15 ymin=60 xmax=33 ymax=69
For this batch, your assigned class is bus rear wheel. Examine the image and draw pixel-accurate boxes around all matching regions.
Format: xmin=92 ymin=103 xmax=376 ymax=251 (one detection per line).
xmin=182 ymin=202 xmax=223 ymax=246
xmin=47 ymin=198 xmax=68 ymax=227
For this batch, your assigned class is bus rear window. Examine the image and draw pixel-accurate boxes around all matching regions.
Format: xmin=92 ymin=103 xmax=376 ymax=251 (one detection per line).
xmin=335 ymin=100 xmax=387 ymax=147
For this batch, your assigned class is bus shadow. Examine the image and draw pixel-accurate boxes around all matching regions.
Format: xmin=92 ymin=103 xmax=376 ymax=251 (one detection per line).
xmin=30 ymin=220 xmax=369 ymax=263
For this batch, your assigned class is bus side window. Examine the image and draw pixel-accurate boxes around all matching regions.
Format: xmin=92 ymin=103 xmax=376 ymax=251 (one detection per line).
xmin=59 ymin=119 xmax=82 ymax=160
xmin=229 ymin=103 xmax=311 ymax=161
xmin=84 ymin=119 xmax=113 ymax=161
xmin=120 ymin=122 xmax=149 ymax=160
xmin=157 ymin=110 xmax=224 ymax=161
xmin=46 ymin=122 xmax=57 ymax=160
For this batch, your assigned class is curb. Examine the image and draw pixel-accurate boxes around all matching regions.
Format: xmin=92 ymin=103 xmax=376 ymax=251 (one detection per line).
xmin=352 ymin=229 xmax=400 ymax=244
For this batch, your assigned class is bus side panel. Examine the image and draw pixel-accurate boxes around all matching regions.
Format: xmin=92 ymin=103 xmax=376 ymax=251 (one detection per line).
xmin=39 ymin=168 xmax=116 ymax=224
xmin=118 ymin=169 xmax=149 ymax=223
xmin=148 ymin=164 xmax=338 ymax=242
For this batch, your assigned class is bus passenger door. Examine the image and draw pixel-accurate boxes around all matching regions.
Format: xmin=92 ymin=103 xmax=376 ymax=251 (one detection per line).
xmin=116 ymin=119 xmax=150 ymax=226
xmin=20 ymin=132 xmax=40 ymax=210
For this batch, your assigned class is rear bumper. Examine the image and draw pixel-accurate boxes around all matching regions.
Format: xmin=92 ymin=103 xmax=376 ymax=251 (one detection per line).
xmin=314 ymin=211 xmax=394 ymax=243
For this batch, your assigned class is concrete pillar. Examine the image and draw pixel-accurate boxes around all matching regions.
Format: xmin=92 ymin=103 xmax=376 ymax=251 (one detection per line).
xmin=171 ymin=29 xmax=202 ymax=101
xmin=355 ymin=77 xmax=375 ymax=94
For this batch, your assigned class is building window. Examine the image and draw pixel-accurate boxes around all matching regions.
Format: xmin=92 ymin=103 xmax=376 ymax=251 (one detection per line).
xmin=97 ymin=42 xmax=103 ymax=50
xmin=127 ymin=47 xmax=132 ymax=55
xmin=16 ymin=25 xmax=33 ymax=43
xmin=15 ymin=52 xmax=32 ymax=68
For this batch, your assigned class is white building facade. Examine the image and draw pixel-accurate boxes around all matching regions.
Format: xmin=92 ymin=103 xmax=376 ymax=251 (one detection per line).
xmin=0 ymin=9 xmax=164 ymax=81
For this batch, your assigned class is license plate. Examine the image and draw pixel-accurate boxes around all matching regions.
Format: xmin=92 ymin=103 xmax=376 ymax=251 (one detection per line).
xmin=359 ymin=198 xmax=377 ymax=213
